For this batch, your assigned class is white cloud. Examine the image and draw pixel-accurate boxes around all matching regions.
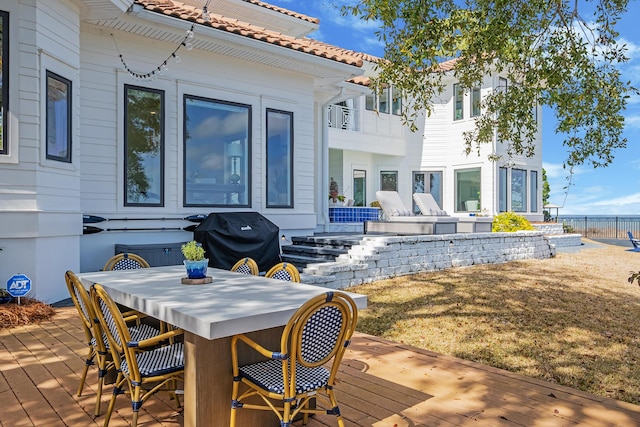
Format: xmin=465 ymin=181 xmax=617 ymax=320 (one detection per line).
xmin=619 ymin=37 xmax=640 ymax=62
xmin=542 ymin=162 xmax=566 ymax=179
xmin=626 ymin=115 xmax=640 ymax=129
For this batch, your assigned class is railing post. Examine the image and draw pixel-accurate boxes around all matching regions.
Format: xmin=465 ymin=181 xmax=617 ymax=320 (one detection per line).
xmin=584 ymin=216 xmax=588 ymax=237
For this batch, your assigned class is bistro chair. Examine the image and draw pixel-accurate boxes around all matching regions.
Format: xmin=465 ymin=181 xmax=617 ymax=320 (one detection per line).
xmin=231 ymin=257 xmax=259 ymax=275
xmin=90 ymin=283 xmax=185 ymax=427
xmin=102 ymin=252 xmax=150 ymax=271
xmin=230 ymin=291 xmax=358 ymax=427
xmin=265 ymin=262 xmax=300 ymax=283
xmin=64 ymin=271 xmax=160 ymax=417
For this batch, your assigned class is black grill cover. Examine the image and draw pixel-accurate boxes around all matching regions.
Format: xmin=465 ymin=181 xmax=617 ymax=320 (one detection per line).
xmin=193 ymin=212 xmax=281 ymax=272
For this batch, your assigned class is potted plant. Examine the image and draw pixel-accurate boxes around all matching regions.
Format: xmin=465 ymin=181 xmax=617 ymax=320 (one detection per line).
xmin=181 ymin=241 xmax=209 ymax=279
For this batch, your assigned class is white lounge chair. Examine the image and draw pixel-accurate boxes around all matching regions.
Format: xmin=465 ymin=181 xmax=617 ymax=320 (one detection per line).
xmin=412 ymin=192 xmax=492 ymax=233
xmin=365 ymin=191 xmax=458 ymax=235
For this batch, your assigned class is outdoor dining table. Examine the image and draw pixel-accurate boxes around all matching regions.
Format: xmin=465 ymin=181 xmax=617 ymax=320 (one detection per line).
xmin=78 ymin=265 xmax=367 ymax=427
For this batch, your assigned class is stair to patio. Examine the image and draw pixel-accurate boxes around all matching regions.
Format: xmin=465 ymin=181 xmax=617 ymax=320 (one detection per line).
xmin=280 ymin=234 xmax=364 ymax=271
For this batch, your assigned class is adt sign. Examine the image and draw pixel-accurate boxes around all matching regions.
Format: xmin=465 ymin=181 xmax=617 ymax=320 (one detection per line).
xmin=7 ymin=274 xmax=32 ymax=297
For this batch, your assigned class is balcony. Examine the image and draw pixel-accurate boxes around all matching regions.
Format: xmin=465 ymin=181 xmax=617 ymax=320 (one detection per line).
xmin=327 ymin=104 xmax=360 ymax=131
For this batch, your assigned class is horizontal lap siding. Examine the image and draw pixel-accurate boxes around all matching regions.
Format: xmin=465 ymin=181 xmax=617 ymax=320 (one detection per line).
xmin=79 ymin=26 xmax=315 ymax=217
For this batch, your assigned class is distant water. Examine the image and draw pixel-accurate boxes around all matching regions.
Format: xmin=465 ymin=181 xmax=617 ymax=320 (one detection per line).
xmin=559 ymin=215 xmax=640 ymax=219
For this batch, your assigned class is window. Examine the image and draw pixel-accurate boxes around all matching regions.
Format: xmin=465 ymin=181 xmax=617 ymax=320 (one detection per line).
xmin=499 ymin=77 xmax=508 ymax=92
xmin=0 ymin=11 xmax=7 ymax=155
xmin=412 ymin=171 xmax=443 ymax=214
xmin=379 ymin=86 xmax=389 ymax=114
xmin=511 ymin=168 xmax=527 ymax=212
xmin=455 ymin=168 xmax=480 ymax=212
xmin=45 ymin=71 xmax=71 ymax=163
xmin=471 ymin=86 xmax=481 ymax=117
xmin=353 ymin=170 xmax=366 ymax=207
xmin=266 ymin=109 xmax=293 ymax=208
xmin=183 ymin=96 xmax=251 ymax=207
xmin=530 ymin=170 xmax=538 ymax=212
xmin=453 ymin=83 xmax=463 ymax=120
xmin=365 ymin=90 xmax=376 ymax=111
xmin=499 ymin=167 xmax=508 ymax=212
xmin=392 ymin=87 xmax=402 ymax=116
xmin=124 ymin=85 xmax=164 ymax=206
xmin=499 ymin=166 xmax=530 ymax=213
xmin=366 ymin=85 xmax=402 ymax=115
xmin=380 ymin=171 xmax=397 ymax=191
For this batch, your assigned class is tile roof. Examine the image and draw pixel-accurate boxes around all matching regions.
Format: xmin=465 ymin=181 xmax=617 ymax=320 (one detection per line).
xmin=134 ymin=0 xmax=363 ymax=67
xmin=347 ymin=75 xmax=372 ymax=86
xmin=240 ymin=0 xmax=319 ymax=24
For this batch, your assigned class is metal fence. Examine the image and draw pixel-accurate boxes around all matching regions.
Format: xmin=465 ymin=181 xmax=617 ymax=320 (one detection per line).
xmin=559 ymin=216 xmax=640 ymax=240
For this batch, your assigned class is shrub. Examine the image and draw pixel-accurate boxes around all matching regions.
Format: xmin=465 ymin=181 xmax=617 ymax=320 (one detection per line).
xmin=491 ymin=212 xmax=535 ymax=232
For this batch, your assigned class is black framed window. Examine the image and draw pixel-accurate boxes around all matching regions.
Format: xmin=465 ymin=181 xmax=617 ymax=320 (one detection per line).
xmin=530 ymin=170 xmax=538 ymax=212
xmin=453 ymin=83 xmax=463 ymax=120
xmin=471 ymin=86 xmax=481 ymax=117
xmin=0 ymin=11 xmax=8 ymax=155
xmin=266 ymin=109 xmax=293 ymax=208
xmin=124 ymin=85 xmax=164 ymax=206
xmin=380 ymin=171 xmax=398 ymax=191
xmin=183 ymin=95 xmax=251 ymax=207
xmin=45 ymin=71 xmax=72 ymax=162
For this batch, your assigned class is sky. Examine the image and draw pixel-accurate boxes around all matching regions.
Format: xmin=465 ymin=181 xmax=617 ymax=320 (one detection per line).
xmin=267 ymin=0 xmax=640 ymax=216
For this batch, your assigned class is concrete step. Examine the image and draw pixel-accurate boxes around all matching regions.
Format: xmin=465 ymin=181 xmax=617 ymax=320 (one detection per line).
xmin=280 ymin=254 xmax=328 ymax=270
xmin=291 ymin=235 xmax=362 ymax=249
xmin=281 ymin=244 xmax=347 ymax=259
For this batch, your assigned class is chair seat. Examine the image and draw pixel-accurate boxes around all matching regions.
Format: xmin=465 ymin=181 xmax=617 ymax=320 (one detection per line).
xmin=239 ymin=359 xmax=329 ymax=395
xmin=91 ymin=323 xmax=160 ymax=349
xmin=121 ymin=342 xmax=185 ymax=377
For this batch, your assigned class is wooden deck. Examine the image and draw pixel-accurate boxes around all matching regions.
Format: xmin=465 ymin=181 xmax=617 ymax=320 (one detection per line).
xmin=2 ymin=307 xmax=640 ymax=426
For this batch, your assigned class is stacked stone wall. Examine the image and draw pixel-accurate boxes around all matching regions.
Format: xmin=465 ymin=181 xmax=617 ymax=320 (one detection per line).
xmin=301 ymin=231 xmax=553 ymax=289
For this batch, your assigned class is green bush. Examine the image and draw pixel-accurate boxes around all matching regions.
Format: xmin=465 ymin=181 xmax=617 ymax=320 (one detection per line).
xmin=491 ymin=212 xmax=535 ymax=232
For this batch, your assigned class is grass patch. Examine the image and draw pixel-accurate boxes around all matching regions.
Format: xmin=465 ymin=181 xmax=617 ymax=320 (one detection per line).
xmin=348 ymin=245 xmax=640 ymax=404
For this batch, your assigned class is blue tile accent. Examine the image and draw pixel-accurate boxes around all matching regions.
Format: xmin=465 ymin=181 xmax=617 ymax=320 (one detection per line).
xmin=329 ymin=207 xmax=381 ymax=223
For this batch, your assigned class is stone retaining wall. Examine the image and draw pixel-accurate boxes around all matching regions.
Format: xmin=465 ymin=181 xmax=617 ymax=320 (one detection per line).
xmin=532 ymin=223 xmax=564 ymax=235
xmin=545 ymin=234 xmax=583 ymax=247
xmin=301 ymin=231 xmax=554 ymax=289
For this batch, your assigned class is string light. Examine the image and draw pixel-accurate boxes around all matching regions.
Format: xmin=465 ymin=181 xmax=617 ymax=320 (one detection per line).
xmin=113 ymin=1 xmax=211 ymax=81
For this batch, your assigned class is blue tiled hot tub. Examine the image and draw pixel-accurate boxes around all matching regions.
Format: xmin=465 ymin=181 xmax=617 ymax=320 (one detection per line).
xmin=329 ymin=207 xmax=381 ymax=223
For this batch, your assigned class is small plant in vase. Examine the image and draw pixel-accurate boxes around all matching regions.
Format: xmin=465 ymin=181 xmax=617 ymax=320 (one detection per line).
xmin=181 ymin=241 xmax=209 ymax=279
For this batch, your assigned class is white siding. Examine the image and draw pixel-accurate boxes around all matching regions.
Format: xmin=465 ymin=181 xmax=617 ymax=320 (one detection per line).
xmin=77 ymin=23 xmax=321 ymax=269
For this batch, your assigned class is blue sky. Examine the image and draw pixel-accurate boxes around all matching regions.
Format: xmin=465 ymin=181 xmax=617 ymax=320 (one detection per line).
xmin=267 ymin=0 xmax=640 ymax=215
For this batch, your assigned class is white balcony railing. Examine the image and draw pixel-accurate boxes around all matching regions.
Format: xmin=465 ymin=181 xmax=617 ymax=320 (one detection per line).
xmin=327 ymin=104 xmax=360 ymax=131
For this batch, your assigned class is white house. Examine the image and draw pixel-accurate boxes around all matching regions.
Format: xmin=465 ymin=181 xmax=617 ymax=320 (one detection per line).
xmin=0 ymin=0 xmax=542 ymax=303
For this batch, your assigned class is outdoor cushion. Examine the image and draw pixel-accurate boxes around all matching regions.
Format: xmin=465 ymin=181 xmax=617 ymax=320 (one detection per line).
xmin=376 ymin=191 xmax=415 ymax=218
xmin=413 ymin=193 xmax=449 ymax=216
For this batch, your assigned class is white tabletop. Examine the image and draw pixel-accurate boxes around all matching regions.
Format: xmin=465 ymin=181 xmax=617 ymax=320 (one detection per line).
xmin=79 ymin=265 xmax=367 ymax=340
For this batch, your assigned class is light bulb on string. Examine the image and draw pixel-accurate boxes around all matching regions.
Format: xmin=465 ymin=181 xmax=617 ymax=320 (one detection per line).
xmin=111 ymin=18 xmax=198 ymax=80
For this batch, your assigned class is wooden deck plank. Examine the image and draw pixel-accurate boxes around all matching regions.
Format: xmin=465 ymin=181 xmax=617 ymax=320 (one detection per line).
xmin=3 ymin=307 xmax=640 ymax=427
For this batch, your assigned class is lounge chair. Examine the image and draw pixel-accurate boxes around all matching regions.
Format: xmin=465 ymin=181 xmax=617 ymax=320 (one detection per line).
xmin=364 ymin=191 xmax=458 ymax=235
xmin=628 ymin=231 xmax=640 ymax=252
xmin=413 ymin=192 xmax=493 ymax=233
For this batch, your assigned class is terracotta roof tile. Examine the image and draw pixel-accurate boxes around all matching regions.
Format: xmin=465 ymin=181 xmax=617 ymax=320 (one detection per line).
xmin=240 ymin=0 xmax=319 ymax=25
xmin=134 ymin=0 xmax=362 ymax=67
xmin=347 ymin=75 xmax=372 ymax=86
